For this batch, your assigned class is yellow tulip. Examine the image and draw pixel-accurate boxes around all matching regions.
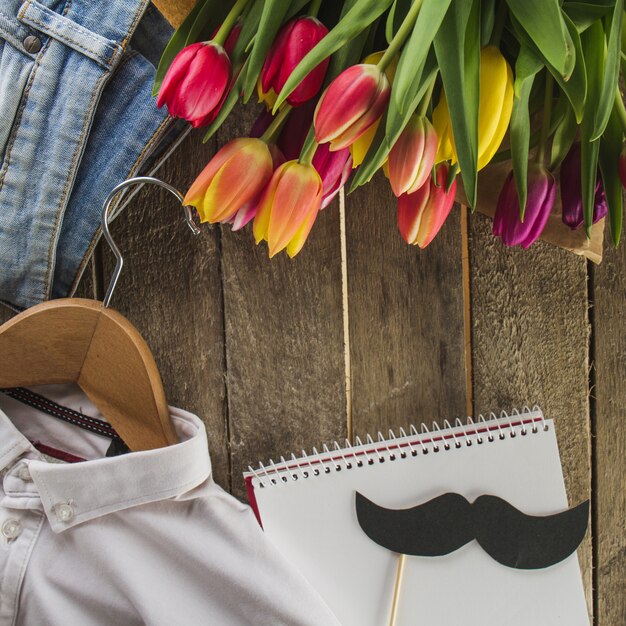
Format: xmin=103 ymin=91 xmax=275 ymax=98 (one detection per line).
xmin=432 ymin=46 xmax=513 ymax=170
xmin=349 ymin=51 xmax=398 ymax=167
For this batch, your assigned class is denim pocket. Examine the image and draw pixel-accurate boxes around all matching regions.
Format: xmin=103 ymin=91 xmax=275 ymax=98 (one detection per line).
xmin=0 ymin=11 xmax=34 ymax=165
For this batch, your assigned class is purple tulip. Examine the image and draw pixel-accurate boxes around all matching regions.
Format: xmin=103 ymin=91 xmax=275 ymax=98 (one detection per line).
xmin=493 ymin=163 xmax=556 ymax=248
xmin=560 ymin=142 xmax=608 ymax=230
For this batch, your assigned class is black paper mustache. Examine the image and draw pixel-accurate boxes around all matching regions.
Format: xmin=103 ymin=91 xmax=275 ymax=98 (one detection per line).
xmin=355 ymin=492 xmax=589 ymax=569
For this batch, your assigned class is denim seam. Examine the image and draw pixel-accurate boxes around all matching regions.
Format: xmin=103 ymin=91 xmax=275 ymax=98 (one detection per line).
xmin=120 ymin=0 xmax=150 ymax=49
xmin=18 ymin=1 xmax=119 ymax=68
xmin=0 ymin=29 xmax=49 ymax=191
xmin=67 ymin=114 xmax=176 ymax=296
xmin=42 ymin=67 xmax=112 ymax=301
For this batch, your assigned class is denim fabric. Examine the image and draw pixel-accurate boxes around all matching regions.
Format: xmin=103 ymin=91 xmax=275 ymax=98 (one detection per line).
xmin=0 ymin=0 xmax=182 ymax=310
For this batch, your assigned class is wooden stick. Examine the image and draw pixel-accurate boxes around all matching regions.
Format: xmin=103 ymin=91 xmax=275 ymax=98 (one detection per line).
xmin=388 ymin=553 xmax=406 ymax=626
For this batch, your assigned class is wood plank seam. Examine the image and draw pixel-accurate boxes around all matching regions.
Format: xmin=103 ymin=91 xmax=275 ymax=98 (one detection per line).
xmin=217 ymin=225 xmax=234 ymax=495
xmin=461 ymin=206 xmax=474 ymax=419
xmin=587 ymin=260 xmax=599 ymax=626
xmin=339 ymin=188 xmax=353 ymax=442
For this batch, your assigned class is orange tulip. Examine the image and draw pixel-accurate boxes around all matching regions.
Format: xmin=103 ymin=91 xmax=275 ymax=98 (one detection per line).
xmin=397 ymin=163 xmax=457 ymax=248
xmin=183 ymin=138 xmax=274 ymax=223
xmin=253 ymin=161 xmax=323 ymax=257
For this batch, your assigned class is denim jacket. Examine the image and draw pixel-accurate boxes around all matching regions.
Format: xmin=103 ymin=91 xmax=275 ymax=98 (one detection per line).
xmin=0 ymin=0 xmax=183 ymax=310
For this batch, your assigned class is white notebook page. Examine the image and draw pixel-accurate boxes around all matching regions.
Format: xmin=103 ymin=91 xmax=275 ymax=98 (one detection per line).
xmin=247 ymin=415 xmax=589 ymax=626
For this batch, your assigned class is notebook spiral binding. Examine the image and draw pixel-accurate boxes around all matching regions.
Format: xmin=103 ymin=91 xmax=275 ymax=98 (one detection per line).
xmin=247 ymin=406 xmax=546 ymax=488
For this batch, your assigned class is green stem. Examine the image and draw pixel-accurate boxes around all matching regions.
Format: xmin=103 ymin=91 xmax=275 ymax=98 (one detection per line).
xmin=535 ymin=71 xmax=554 ymax=166
xmin=260 ymin=104 xmax=292 ymax=143
xmin=308 ymin=0 xmax=322 ymax=18
xmin=614 ymin=86 xmax=626 ymax=135
xmin=418 ymin=75 xmax=437 ymax=117
xmin=213 ymin=0 xmax=249 ymax=46
xmin=377 ymin=0 xmax=423 ymax=72
xmin=489 ymin=1 xmax=508 ymax=46
xmin=300 ymin=135 xmax=318 ymax=165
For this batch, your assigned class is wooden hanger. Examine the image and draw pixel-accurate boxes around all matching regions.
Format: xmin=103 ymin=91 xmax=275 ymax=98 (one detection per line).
xmin=0 ymin=177 xmax=200 ymax=452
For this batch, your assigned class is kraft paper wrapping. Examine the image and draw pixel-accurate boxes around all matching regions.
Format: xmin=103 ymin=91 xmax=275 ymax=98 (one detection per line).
xmin=153 ymin=1 xmax=605 ymax=264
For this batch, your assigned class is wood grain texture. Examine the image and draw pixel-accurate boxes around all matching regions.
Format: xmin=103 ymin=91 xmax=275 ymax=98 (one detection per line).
xmin=153 ymin=0 xmax=196 ymax=28
xmin=101 ymin=130 xmax=231 ymax=488
xmin=468 ymin=211 xmax=593 ymax=617
xmin=592 ymin=236 xmax=626 ymax=626
xmin=217 ymin=105 xmax=347 ymax=499
xmin=345 ymin=173 xmax=468 ymax=439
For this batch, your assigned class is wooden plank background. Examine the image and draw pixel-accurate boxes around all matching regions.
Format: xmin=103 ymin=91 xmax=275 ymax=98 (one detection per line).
xmin=0 ymin=2 xmax=623 ymax=623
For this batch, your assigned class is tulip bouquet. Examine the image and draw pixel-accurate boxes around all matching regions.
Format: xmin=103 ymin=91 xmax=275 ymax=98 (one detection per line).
xmin=154 ymin=0 xmax=626 ymax=258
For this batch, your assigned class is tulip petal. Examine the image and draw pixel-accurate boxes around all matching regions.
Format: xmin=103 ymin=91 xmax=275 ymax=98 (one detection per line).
xmin=268 ymin=162 xmax=323 ymax=255
xmin=253 ymin=169 xmax=283 ymax=244
xmin=286 ymin=200 xmax=321 ymax=257
xmin=397 ymin=185 xmax=430 ymax=244
xmin=416 ymin=169 xmax=457 ymax=247
xmin=157 ymin=44 xmax=202 ymax=109
xmin=314 ymin=65 xmax=389 ymax=147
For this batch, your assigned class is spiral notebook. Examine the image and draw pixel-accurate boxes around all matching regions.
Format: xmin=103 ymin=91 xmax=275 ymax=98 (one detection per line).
xmin=244 ymin=408 xmax=589 ymax=626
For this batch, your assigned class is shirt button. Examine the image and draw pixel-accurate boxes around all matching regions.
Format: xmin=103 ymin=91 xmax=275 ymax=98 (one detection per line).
xmin=23 ymin=35 xmax=42 ymax=54
xmin=17 ymin=466 xmax=32 ymax=482
xmin=1 ymin=519 xmax=22 ymax=541
xmin=56 ymin=503 xmax=74 ymax=522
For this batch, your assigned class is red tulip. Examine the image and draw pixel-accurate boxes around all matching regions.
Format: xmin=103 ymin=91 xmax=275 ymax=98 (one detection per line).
xmin=314 ymin=64 xmax=390 ymax=151
xmin=259 ymin=17 xmax=329 ymax=108
xmin=560 ymin=142 xmax=608 ymax=230
xmin=492 ymin=164 xmax=556 ymax=248
xmin=183 ymin=138 xmax=274 ymax=223
xmin=388 ymin=115 xmax=438 ymax=197
xmin=157 ymin=42 xmax=231 ymax=128
xmin=398 ymin=164 xmax=457 ymax=248
xmin=253 ymin=161 xmax=323 ymax=257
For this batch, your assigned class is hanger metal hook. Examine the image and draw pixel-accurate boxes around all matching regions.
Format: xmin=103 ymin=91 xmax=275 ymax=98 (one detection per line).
xmin=101 ymin=176 xmax=201 ymax=308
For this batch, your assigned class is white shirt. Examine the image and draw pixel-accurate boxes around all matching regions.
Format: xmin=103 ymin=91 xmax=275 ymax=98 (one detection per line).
xmin=0 ymin=385 xmax=340 ymax=626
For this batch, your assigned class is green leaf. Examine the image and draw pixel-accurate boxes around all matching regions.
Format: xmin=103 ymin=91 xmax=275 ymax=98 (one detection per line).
xmin=598 ymin=101 xmax=623 ymax=245
xmin=580 ymin=19 xmax=605 ymax=236
xmin=480 ymin=0 xmax=496 ymax=47
xmin=510 ymin=45 xmax=542 ymax=219
xmin=505 ymin=0 xmax=575 ymax=78
xmin=184 ymin=0 xmax=230 ymax=45
xmin=326 ymin=0 xmax=371 ymax=83
xmin=513 ymin=14 xmax=586 ymax=123
xmin=385 ymin=0 xmax=412 ymax=43
xmin=274 ymin=0 xmax=394 ymax=110
xmin=549 ymin=98 xmax=578 ymax=169
xmin=563 ymin=1 xmax=614 ymax=32
xmin=590 ymin=0 xmax=624 ymax=140
xmin=349 ymin=50 xmax=438 ymax=190
xmin=433 ymin=0 xmax=480 ymax=208
xmin=229 ymin=0 xmax=263 ymax=65
xmin=242 ymin=0 xmax=292 ymax=103
xmin=153 ymin=0 xmax=215 ymax=96
xmin=394 ymin=0 xmax=453 ymax=115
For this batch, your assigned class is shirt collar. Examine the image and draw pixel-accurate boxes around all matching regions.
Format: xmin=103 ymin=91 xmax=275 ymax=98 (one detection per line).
xmin=0 ymin=392 xmax=211 ymax=533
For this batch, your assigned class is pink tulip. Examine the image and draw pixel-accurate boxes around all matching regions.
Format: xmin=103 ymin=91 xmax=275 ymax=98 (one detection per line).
xmin=619 ymin=143 xmax=626 ymax=190
xmin=388 ymin=115 xmax=438 ymax=197
xmin=253 ymin=161 xmax=323 ymax=257
xmin=157 ymin=42 xmax=231 ymax=128
xmin=260 ymin=17 xmax=329 ymax=108
xmin=398 ymin=164 xmax=457 ymax=248
xmin=314 ymin=64 xmax=390 ymax=150
xmin=312 ymin=143 xmax=353 ymax=208
xmin=183 ymin=138 xmax=274 ymax=223
xmin=492 ymin=164 xmax=556 ymax=248
xmin=560 ymin=142 xmax=607 ymax=230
